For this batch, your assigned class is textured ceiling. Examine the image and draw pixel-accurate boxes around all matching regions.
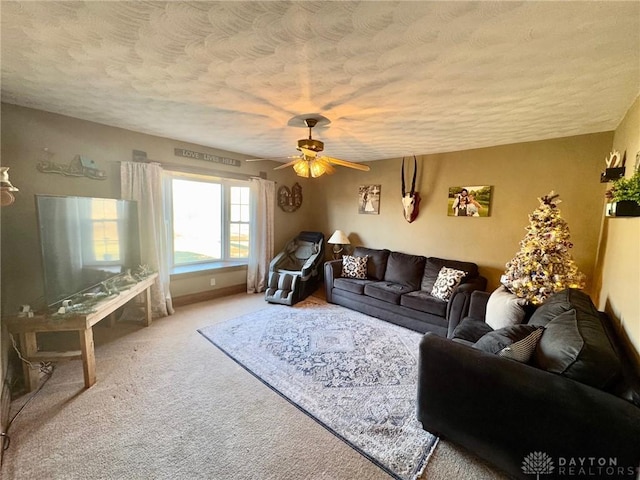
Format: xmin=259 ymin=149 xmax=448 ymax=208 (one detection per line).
xmin=2 ymin=1 xmax=639 ymax=163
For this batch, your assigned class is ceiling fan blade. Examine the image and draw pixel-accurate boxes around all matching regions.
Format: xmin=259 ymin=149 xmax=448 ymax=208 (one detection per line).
xmin=273 ymin=159 xmax=302 ymax=170
xmin=324 ymin=156 xmax=370 ymax=172
xmin=245 ymin=156 xmax=298 ymax=162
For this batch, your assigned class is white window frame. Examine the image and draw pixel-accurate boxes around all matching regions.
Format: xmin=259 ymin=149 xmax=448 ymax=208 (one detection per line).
xmin=163 ymin=171 xmax=251 ymax=274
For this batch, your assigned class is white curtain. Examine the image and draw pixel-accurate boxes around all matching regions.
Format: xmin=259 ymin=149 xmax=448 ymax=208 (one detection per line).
xmin=247 ymin=178 xmax=275 ymax=293
xmin=121 ymin=162 xmax=174 ymax=317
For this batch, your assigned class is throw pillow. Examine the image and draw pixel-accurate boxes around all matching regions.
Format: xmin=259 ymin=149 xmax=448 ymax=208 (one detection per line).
xmin=498 ymin=327 xmax=545 ymax=363
xmin=341 ymin=255 xmax=368 ymax=279
xmin=532 ymin=307 xmax=621 ymax=389
xmin=473 ymin=324 xmax=539 ymax=355
xmin=485 ymin=285 xmax=528 ymax=330
xmin=451 ymin=318 xmax=494 ymax=343
xmin=431 ymin=266 xmax=467 ymax=301
xmin=353 ymin=247 xmax=390 ymax=281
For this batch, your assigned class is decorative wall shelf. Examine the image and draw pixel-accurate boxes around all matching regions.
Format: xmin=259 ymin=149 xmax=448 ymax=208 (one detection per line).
xmin=606 ymin=201 xmax=640 ymax=217
xmin=600 ymin=167 xmax=626 ymax=183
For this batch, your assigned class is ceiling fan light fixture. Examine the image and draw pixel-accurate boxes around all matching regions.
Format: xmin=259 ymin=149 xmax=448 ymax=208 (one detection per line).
xmin=310 ymin=160 xmax=326 ymax=178
xmin=293 ymin=160 xmax=310 ymax=178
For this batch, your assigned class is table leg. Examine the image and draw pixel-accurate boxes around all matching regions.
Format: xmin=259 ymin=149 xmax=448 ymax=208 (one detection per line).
xmin=143 ymin=286 xmax=152 ymax=327
xmin=19 ymin=332 xmax=39 ymax=392
xmin=79 ymin=328 xmax=96 ymax=388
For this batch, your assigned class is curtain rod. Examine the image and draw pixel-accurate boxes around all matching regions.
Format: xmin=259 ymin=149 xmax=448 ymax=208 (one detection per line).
xmin=118 ymin=160 xmax=268 ymax=181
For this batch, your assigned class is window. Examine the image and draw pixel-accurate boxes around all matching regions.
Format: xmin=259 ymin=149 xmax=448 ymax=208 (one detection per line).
xmin=229 ymin=186 xmax=250 ymax=258
xmin=166 ymin=172 xmax=251 ymax=270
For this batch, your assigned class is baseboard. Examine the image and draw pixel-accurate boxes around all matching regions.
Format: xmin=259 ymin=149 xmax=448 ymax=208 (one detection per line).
xmin=172 ymin=284 xmax=248 ymax=307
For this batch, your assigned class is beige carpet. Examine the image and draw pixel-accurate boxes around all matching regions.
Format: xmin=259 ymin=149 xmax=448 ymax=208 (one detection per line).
xmin=2 ymin=293 xmax=506 ymax=480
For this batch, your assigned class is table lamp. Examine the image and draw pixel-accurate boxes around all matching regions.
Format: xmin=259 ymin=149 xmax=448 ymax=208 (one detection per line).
xmin=328 ymin=230 xmax=350 ymax=259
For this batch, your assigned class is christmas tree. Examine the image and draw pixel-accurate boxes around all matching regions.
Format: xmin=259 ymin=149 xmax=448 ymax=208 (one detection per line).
xmin=503 ymin=191 xmax=585 ymax=304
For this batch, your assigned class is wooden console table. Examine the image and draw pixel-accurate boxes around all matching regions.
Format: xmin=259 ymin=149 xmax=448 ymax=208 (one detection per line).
xmin=5 ymin=273 xmax=158 ymax=392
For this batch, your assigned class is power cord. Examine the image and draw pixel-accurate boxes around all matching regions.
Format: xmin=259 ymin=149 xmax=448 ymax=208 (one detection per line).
xmin=1 ymin=334 xmax=55 ymax=463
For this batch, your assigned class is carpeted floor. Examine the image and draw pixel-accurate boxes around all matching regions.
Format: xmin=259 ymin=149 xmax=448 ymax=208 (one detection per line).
xmin=2 ymin=293 xmax=507 ymax=480
xmin=199 ymin=300 xmax=437 ymax=480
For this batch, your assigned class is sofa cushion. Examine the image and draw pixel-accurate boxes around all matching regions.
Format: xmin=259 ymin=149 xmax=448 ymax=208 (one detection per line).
xmin=400 ymin=290 xmax=447 ymax=317
xmin=529 ymin=289 xmax=622 ymax=389
xmin=364 ymin=281 xmax=415 ymax=305
xmin=421 ymin=257 xmax=479 ymax=292
xmin=333 ymin=277 xmax=376 ymax=295
xmin=383 ymin=251 xmax=426 ymax=290
xmin=452 ymin=318 xmax=494 ymax=343
xmin=473 ymin=324 xmax=540 ymax=356
xmin=533 ymin=309 xmax=622 ymax=389
xmin=353 ymin=247 xmax=390 ymax=281
xmin=431 ymin=267 xmax=467 ymax=301
xmin=485 ymin=285 xmax=528 ymax=330
xmin=341 ymin=255 xmax=368 ymax=279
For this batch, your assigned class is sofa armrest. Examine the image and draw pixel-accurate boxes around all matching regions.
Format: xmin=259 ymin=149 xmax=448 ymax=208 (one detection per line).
xmin=417 ymin=333 xmax=640 ymax=479
xmin=467 ymin=290 xmax=490 ymax=320
xmin=445 ymin=276 xmax=488 ymax=337
xmin=324 ymin=259 xmax=342 ymax=303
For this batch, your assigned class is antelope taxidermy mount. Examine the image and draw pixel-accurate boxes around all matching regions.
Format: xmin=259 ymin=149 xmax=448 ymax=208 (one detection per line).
xmin=401 ymin=156 xmax=421 ymax=223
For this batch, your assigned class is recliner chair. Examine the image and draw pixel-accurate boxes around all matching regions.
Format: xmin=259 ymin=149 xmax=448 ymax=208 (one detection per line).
xmin=265 ymin=231 xmax=325 ymax=305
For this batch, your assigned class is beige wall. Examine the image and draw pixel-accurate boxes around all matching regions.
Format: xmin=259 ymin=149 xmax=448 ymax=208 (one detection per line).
xmin=0 ymin=103 xmax=311 ymax=315
xmin=594 ymin=95 xmax=640 ymax=357
xmin=311 ymin=133 xmax=612 ymax=294
xmin=4 ymin=101 xmax=637 ymax=363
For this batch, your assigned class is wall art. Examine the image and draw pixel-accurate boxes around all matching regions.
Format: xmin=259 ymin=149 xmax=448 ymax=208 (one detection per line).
xmin=278 ymin=183 xmax=303 ymax=212
xmin=448 ymin=185 xmax=492 ymax=217
xmin=359 ymin=185 xmax=381 ymax=214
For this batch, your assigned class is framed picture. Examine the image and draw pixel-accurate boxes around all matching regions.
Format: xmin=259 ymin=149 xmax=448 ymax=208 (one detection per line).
xmin=448 ymin=185 xmax=492 ymax=217
xmin=358 ymin=185 xmax=381 ymax=214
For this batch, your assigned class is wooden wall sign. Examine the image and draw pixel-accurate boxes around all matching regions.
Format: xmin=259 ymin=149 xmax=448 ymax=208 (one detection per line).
xmin=174 ymin=148 xmax=241 ymax=167
xmin=278 ymin=183 xmax=303 ymax=212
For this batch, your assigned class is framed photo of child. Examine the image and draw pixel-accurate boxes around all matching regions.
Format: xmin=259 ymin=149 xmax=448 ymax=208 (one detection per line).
xmin=448 ymin=185 xmax=492 ymax=217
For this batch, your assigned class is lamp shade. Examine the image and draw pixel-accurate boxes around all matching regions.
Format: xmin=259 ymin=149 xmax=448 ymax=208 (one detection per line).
xmin=328 ymin=230 xmax=350 ymax=245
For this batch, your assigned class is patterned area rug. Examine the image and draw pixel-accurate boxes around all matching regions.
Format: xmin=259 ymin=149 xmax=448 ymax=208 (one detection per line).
xmin=198 ymin=300 xmax=438 ymax=480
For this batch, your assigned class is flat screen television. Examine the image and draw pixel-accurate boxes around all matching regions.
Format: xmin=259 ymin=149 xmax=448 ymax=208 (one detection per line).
xmin=35 ymin=195 xmax=142 ymax=308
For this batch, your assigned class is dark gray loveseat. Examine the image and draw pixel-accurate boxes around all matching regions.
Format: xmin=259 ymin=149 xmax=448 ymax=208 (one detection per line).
xmin=417 ymin=289 xmax=640 ymax=479
xmin=324 ymin=247 xmax=487 ymax=336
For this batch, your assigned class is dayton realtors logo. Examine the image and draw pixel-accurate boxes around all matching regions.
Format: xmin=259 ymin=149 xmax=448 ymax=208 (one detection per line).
xmin=522 ymin=451 xmax=555 ymax=479
xmin=522 ymin=452 xmax=638 ymax=478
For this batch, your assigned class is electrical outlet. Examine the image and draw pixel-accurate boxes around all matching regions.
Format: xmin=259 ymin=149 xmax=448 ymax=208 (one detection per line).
xmin=210 ymin=278 xmax=216 ymax=286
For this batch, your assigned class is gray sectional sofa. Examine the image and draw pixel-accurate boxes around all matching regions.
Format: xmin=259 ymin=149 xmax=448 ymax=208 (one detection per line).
xmin=324 ymin=246 xmax=487 ymax=336
xmin=417 ymin=289 xmax=640 ymax=479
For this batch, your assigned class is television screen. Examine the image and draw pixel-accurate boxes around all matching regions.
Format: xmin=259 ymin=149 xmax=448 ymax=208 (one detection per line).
xmin=35 ymin=195 xmax=141 ymax=308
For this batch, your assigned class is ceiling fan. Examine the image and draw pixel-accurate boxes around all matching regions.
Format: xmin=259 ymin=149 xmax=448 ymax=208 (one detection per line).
xmin=247 ymin=117 xmax=370 ymax=178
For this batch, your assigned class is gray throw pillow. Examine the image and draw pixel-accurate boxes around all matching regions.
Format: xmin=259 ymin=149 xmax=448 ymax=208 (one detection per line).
xmin=532 ymin=307 xmax=621 ymax=389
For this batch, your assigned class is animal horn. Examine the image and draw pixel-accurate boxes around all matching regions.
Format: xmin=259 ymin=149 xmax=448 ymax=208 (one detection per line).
xmin=411 ymin=155 xmax=417 ymax=195
xmin=401 ymin=157 xmax=406 ymax=196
